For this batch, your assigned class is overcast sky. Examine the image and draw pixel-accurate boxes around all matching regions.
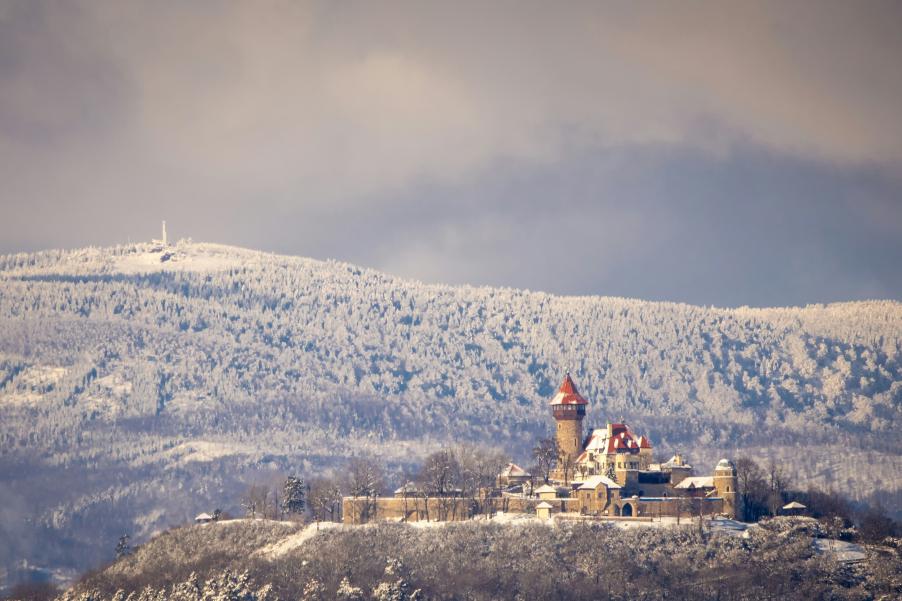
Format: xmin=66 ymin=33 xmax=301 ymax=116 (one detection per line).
xmin=1 ymin=1 xmax=901 ymax=307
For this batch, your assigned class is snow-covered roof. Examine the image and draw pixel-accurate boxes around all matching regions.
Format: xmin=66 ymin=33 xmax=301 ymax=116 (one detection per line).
xmin=500 ymin=463 xmax=530 ymax=478
xmin=394 ymin=482 xmax=422 ymax=494
xmin=534 ymin=484 xmax=558 ymax=494
xmin=575 ymin=475 xmax=622 ymax=490
xmin=581 ymin=422 xmax=648 ymax=457
xmin=674 ymin=476 xmax=714 ymax=489
xmin=549 ymin=373 xmax=588 ymax=406
xmin=661 ymin=455 xmax=692 ymax=469
xmin=783 ymin=501 xmax=807 ymax=510
xmin=536 ymin=501 xmax=554 ymax=509
xmin=195 ymin=512 xmax=213 ymax=520
xmin=716 ymin=458 xmax=735 ymax=470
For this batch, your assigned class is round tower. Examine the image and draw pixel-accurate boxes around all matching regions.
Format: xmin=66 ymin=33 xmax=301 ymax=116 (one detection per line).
xmin=550 ymin=372 xmax=588 ymax=465
xmin=713 ymin=458 xmax=740 ymax=520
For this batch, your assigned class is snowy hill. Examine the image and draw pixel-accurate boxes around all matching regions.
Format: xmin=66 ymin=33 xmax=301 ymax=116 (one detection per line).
xmin=0 ymin=241 xmax=900 ymax=584
xmin=58 ymin=518 xmax=899 ymax=600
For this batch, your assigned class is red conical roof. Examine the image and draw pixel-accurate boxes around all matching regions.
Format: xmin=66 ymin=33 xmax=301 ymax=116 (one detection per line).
xmin=550 ymin=373 xmax=588 ymax=406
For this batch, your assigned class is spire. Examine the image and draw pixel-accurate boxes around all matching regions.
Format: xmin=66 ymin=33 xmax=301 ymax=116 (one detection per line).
xmin=560 ymin=372 xmax=578 ymax=395
xmin=549 ymin=372 xmax=588 ymax=406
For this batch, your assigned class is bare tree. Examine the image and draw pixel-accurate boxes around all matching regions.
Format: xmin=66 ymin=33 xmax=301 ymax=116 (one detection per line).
xmin=532 ymin=438 xmax=559 ymax=484
xmin=559 ymin=453 xmax=576 ymax=485
xmin=308 ymin=476 xmax=343 ymax=524
xmin=345 ymin=457 xmax=383 ymax=523
xmin=454 ymin=444 xmax=509 ymax=518
xmin=418 ymin=449 xmax=461 ymax=520
xmin=734 ymin=456 xmax=769 ymax=521
xmin=766 ymin=460 xmax=787 ymax=516
xmin=675 ymin=496 xmax=694 ymax=525
xmin=241 ymin=483 xmax=270 ymax=519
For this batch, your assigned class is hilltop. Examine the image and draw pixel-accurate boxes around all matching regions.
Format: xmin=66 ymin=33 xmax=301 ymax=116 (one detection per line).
xmin=0 ymin=241 xmax=900 ymax=584
xmin=55 ymin=517 xmax=901 ymax=601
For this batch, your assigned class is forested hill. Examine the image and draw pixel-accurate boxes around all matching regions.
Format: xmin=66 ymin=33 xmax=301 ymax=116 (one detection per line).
xmin=0 ymin=241 xmax=900 ymax=582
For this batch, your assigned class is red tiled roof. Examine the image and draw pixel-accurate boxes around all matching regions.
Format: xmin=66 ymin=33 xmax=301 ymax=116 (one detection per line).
xmin=549 ymin=372 xmax=589 ymax=406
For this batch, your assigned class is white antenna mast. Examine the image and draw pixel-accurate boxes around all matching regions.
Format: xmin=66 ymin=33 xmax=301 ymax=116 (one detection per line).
xmin=162 ymin=220 xmax=167 ymax=246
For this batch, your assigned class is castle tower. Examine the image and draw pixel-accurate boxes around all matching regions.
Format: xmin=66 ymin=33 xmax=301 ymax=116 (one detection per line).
xmin=550 ymin=372 xmax=588 ymax=467
xmin=713 ymin=458 xmax=740 ymax=520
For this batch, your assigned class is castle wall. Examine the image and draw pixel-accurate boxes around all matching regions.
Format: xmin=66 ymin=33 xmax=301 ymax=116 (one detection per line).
xmin=596 ymin=497 xmax=725 ymax=519
xmin=343 ymin=496 xmax=583 ymax=524
xmin=343 ymin=496 xmax=474 ymax=524
xmin=343 ymin=494 xmax=729 ymax=524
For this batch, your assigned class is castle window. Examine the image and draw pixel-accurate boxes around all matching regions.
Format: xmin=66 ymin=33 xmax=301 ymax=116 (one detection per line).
xmin=726 ymin=486 xmax=731 ymax=492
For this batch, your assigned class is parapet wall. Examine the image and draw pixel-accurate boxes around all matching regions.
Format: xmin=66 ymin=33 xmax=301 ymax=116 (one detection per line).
xmin=342 ymin=496 xmax=581 ymax=524
xmin=342 ymin=495 xmax=725 ymax=524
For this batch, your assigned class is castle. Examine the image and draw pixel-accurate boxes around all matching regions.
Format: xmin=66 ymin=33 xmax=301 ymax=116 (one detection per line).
xmin=343 ymin=372 xmax=740 ymax=523
xmin=541 ymin=372 xmax=739 ymax=520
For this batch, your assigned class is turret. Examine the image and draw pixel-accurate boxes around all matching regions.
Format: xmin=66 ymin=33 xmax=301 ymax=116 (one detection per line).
xmin=713 ymin=458 xmax=739 ymax=519
xmin=550 ymin=372 xmax=588 ymax=467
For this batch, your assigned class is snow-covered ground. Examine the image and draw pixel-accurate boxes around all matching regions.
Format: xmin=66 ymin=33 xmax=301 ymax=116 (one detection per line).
xmin=161 ymin=440 xmax=255 ymax=467
xmin=813 ymin=538 xmax=867 ymax=563
xmin=254 ymin=521 xmax=343 ymax=558
xmin=1 ymin=365 xmax=67 ymax=406
xmin=2 ymin=241 xmax=301 ymax=277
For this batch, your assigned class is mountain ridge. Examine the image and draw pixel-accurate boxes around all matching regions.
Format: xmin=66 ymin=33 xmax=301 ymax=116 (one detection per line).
xmin=4 ymin=240 xmax=901 ymax=312
xmin=0 ymin=240 xmax=900 ymax=586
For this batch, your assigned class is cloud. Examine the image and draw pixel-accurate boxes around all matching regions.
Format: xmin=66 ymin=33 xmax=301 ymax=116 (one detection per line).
xmin=0 ymin=1 xmax=900 ymax=305
xmin=5 ymin=1 xmax=902 ymax=203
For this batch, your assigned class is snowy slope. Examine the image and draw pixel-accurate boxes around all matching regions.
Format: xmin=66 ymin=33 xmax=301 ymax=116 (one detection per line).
xmin=0 ymin=240 xmax=900 ymax=583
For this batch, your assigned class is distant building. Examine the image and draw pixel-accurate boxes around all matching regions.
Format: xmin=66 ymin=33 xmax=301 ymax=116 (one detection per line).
xmin=343 ymin=372 xmax=742 ymax=524
xmin=393 ymin=482 xmax=423 ymax=498
xmin=536 ymin=501 xmax=554 ymax=520
xmin=151 ymin=220 xmax=170 ymax=249
xmin=497 ymin=463 xmax=531 ymax=487
xmin=546 ymin=372 xmax=740 ymax=520
xmin=194 ymin=512 xmax=213 ymax=524
xmin=782 ymin=501 xmax=807 ymax=516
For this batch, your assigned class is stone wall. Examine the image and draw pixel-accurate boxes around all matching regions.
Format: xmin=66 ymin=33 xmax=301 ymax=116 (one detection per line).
xmin=342 ymin=495 xmax=726 ymax=524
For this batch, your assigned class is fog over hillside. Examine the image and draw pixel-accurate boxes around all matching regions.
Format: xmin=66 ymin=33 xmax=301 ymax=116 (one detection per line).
xmin=1 ymin=241 xmax=900 ymax=585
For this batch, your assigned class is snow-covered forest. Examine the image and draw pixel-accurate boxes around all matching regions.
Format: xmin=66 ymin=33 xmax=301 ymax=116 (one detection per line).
xmin=0 ymin=241 xmax=900 ymax=583
xmin=53 ymin=517 xmax=902 ymax=601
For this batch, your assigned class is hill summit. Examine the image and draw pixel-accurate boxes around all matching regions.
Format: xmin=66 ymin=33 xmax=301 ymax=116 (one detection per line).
xmin=0 ymin=240 xmax=900 ymax=582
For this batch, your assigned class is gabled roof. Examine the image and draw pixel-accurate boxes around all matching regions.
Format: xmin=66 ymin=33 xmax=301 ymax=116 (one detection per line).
xmin=534 ymin=484 xmax=558 ymax=494
xmin=536 ymin=501 xmax=554 ymax=509
xmin=549 ymin=373 xmax=588 ymax=406
xmin=581 ymin=424 xmax=645 ymax=459
xmin=500 ymin=463 xmax=530 ymax=478
xmin=783 ymin=501 xmax=807 ymax=510
xmin=394 ymin=482 xmax=422 ymax=494
xmin=575 ymin=475 xmax=622 ymax=490
xmin=661 ymin=455 xmax=692 ymax=469
xmin=195 ymin=513 xmax=213 ymax=520
xmin=674 ymin=476 xmax=715 ymax=489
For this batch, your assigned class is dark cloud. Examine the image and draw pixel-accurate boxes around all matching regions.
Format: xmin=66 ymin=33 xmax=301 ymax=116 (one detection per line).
xmin=1 ymin=1 xmax=901 ymax=306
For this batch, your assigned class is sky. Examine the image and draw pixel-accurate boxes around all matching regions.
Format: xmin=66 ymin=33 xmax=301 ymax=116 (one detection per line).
xmin=1 ymin=0 xmax=901 ymax=307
